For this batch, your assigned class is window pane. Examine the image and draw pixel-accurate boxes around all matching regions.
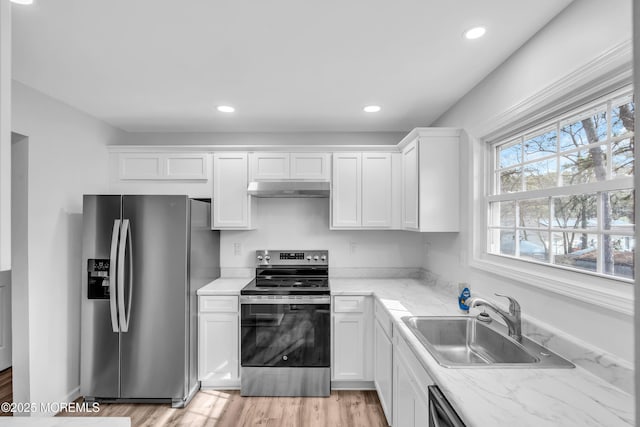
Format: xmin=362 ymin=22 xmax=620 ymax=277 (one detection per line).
xmin=519 ymin=198 xmax=549 ymax=228
xmin=498 ymin=141 xmax=522 ymax=168
xmin=490 ymin=201 xmax=515 ymax=227
xmin=497 ymin=230 xmax=517 ymax=256
xmin=612 ymin=138 xmax=634 ymax=177
xmin=605 ymin=189 xmax=634 ymax=230
xmin=611 ymin=100 xmax=635 ymax=137
xmin=552 ymin=194 xmax=597 ymax=229
xmin=524 ymin=129 xmax=557 ymax=161
xmin=560 ymin=111 xmax=607 ymax=150
xmin=524 ymin=158 xmax=557 ymax=190
xmin=518 ymin=230 xmax=549 ymax=262
xmin=607 ymin=234 xmax=635 ymax=279
xmin=552 ymin=232 xmax=598 ymax=273
xmin=499 ymin=168 xmax=521 ymax=193
xmin=560 ymin=146 xmax=607 ymax=185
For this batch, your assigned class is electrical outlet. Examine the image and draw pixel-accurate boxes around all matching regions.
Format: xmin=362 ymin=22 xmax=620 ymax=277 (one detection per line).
xmin=233 ymin=243 xmax=241 ymax=256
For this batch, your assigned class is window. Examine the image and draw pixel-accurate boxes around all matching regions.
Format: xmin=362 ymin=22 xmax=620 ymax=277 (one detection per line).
xmin=488 ymin=91 xmax=635 ymax=281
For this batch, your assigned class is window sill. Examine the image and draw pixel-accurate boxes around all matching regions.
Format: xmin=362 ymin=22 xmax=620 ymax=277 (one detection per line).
xmin=469 ymin=253 xmax=633 ymax=316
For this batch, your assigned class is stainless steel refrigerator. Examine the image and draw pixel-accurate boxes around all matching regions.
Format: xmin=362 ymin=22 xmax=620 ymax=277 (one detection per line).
xmin=80 ymin=195 xmax=220 ymax=407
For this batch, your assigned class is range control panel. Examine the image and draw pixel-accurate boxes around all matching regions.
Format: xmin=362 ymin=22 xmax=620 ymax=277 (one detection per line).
xmin=256 ymin=250 xmax=328 ymax=266
xmin=87 ymin=258 xmax=110 ymax=299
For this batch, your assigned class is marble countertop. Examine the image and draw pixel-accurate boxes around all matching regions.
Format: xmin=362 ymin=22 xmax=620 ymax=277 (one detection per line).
xmin=196 ymin=276 xmax=634 ymax=426
xmin=197 ymin=277 xmax=252 ymax=295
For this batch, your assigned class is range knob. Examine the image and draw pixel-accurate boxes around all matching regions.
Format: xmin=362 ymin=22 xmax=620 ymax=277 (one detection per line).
xmin=313 ymin=255 xmax=319 ymax=261
xmin=265 ymin=255 xmax=271 ymax=261
xmin=306 ymin=256 xmax=312 ymax=261
xmin=321 ymin=255 xmax=327 ymax=261
xmin=257 ymin=255 xmax=263 ymax=261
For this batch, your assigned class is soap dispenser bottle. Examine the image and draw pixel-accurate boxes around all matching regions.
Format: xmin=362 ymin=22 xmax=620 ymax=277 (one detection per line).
xmin=458 ymin=283 xmax=471 ymax=313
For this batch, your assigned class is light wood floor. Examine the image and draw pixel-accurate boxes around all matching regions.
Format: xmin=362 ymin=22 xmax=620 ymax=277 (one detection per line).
xmin=59 ymin=390 xmax=389 ymax=427
xmin=0 ymin=367 xmax=11 ymax=417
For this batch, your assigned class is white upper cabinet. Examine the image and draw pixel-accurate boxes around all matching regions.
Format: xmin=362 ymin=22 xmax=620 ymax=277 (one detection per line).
xmin=213 ymin=152 xmax=254 ymax=229
xmin=250 ymin=152 xmax=290 ymax=180
xmin=400 ymin=128 xmax=460 ymax=232
xmin=332 ymin=153 xmax=362 ymax=228
xmin=249 ymin=152 xmax=330 ymax=181
xmin=118 ymin=152 xmax=208 ymax=180
xmin=362 ymin=153 xmax=393 ymax=228
xmin=332 ymin=152 xmax=399 ymax=229
xmin=290 ymin=153 xmax=330 ymax=180
xmin=109 ymin=151 xmax=212 ymax=198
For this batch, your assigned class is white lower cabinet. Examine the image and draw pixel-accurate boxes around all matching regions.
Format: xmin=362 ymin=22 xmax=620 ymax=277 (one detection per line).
xmin=331 ymin=296 xmax=373 ymax=383
xmin=393 ymin=332 xmax=433 ymax=427
xmin=198 ymin=296 xmax=240 ymax=388
xmin=374 ymin=320 xmax=393 ymax=423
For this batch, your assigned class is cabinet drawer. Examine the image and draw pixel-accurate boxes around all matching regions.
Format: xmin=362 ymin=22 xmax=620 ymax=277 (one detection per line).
xmin=199 ymin=296 xmax=238 ymax=313
xmin=333 ymin=296 xmax=366 ymax=313
xmin=374 ymin=300 xmax=393 ymax=338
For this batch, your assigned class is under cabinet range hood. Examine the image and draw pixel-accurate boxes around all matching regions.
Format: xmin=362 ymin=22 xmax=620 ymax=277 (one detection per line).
xmin=247 ymin=181 xmax=330 ymax=198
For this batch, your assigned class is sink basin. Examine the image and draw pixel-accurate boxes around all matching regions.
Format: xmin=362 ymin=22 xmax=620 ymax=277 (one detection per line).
xmin=402 ymin=316 xmax=574 ymax=368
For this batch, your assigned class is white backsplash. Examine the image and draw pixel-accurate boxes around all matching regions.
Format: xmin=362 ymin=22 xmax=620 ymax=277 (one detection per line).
xmin=220 ymin=198 xmax=425 ymax=270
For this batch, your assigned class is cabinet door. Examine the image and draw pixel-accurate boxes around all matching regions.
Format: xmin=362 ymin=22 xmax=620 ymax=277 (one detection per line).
xmin=165 ymin=154 xmax=208 ymax=180
xmin=374 ymin=320 xmax=393 ymax=424
xmin=362 ymin=153 xmax=392 ymax=228
xmin=119 ymin=153 xmax=164 ymax=180
xmin=213 ymin=153 xmax=252 ymax=229
xmin=290 ymin=153 xmax=330 ymax=180
xmin=198 ymin=312 xmax=239 ymax=382
xmin=402 ymin=140 xmax=419 ymax=230
xmin=332 ymin=153 xmax=361 ymax=228
xmin=250 ymin=152 xmax=290 ymax=180
xmin=333 ymin=312 xmax=366 ymax=380
xmin=394 ymin=350 xmax=415 ymax=427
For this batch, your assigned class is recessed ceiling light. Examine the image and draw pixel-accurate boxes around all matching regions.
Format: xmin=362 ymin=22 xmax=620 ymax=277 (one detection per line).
xmin=464 ymin=26 xmax=486 ymax=40
xmin=217 ymin=105 xmax=235 ymax=113
xmin=11 ymin=0 xmax=34 ymax=4
xmin=363 ymin=105 xmax=381 ymax=113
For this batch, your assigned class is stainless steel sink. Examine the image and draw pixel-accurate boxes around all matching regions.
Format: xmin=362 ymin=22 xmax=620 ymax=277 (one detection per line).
xmin=402 ymin=316 xmax=574 ymax=368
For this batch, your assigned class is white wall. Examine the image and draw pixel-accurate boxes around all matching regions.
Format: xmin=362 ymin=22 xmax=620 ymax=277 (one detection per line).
xmin=0 ymin=0 xmax=12 ymax=270
xmin=220 ymin=198 xmax=425 ymax=275
xmin=11 ymin=81 xmax=124 ymax=413
xmin=429 ymin=0 xmax=633 ymax=362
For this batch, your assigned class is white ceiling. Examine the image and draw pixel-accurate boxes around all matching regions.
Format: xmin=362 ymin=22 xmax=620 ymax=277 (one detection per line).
xmin=11 ymin=0 xmax=573 ymax=133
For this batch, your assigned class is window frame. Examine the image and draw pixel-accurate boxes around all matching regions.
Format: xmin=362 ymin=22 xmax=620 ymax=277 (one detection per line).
xmin=487 ymin=90 xmax=634 ymax=282
xmin=467 ymin=42 xmax=634 ymax=316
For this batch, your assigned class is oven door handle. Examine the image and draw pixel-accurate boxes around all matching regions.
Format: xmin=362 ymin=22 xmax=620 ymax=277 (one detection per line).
xmin=240 ymin=296 xmax=330 ymax=305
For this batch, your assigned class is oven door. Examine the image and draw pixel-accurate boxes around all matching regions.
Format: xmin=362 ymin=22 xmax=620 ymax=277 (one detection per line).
xmin=240 ymin=296 xmax=330 ymax=368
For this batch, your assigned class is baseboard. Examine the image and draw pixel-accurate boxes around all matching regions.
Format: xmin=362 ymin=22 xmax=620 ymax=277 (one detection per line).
xmin=330 ymin=380 xmax=375 ymax=390
xmin=200 ymin=379 xmax=241 ymax=389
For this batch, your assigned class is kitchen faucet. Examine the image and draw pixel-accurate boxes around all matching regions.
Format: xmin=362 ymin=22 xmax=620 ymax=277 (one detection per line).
xmin=466 ymin=293 xmax=522 ymax=342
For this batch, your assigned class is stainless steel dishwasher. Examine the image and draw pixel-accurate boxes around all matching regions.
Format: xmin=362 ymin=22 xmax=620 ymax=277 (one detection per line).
xmin=428 ymin=385 xmax=466 ymax=427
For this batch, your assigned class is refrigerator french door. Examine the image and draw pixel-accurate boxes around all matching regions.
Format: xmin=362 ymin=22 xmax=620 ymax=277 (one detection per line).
xmin=80 ymin=195 xmax=220 ymax=407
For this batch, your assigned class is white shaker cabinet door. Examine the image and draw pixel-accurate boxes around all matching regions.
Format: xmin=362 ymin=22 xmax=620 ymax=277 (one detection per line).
xmin=362 ymin=152 xmax=392 ymax=228
xmin=374 ymin=319 xmax=393 ymax=424
xmin=290 ymin=153 xmax=330 ymax=180
xmin=198 ymin=311 xmax=239 ymax=383
xmin=250 ymin=152 xmax=290 ymax=180
xmin=331 ymin=153 xmax=362 ymax=228
xmin=212 ymin=152 xmax=253 ymax=229
xmin=401 ymin=140 xmax=419 ymax=230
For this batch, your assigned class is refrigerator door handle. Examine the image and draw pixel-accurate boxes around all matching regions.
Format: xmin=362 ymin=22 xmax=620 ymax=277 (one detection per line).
xmin=118 ymin=219 xmax=133 ymax=333
xmin=109 ymin=219 xmax=121 ymax=333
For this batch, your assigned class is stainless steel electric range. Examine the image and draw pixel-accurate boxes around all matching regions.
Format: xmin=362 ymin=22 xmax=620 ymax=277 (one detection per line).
xmin=240 ymin=250 xmax=330 ymax=397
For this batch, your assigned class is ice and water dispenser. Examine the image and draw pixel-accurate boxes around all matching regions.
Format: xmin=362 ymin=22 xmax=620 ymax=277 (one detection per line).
xmin=87 ymin=259 xmax=110 ymax=299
